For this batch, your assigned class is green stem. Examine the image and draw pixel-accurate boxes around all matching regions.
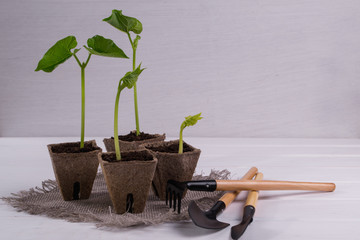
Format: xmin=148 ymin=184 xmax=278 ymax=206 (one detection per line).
xmin=73 ymin=52 xmax=91 ymax=149
xmin=114 ymin=83 xmax=125 ymax=161
xmin=133 ymin=49 xmax=140 ymax=136
xmin=179 ymin=125 xmax=184 ymax=154
xmin=84 ymin=53 xmax=92 ymax=68
xmin=127 ymin=32 xmax=134 ymax=48
xmin=133 ymin=83 xmax=140 ymax=135
xmin=114 ymin=89 xmax=121 ymax=161
xmin=80 ymin=66 xmax=85 ymax=149
xmin=128 ymin=32 xmax=140 ymax=136
xmin=132 ymin=44 xmax=136 ymax=70
xmin=73 ymin=53 xmax=82 ymax=68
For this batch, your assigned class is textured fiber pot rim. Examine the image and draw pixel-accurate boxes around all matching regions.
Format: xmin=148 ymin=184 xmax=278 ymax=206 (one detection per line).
xmin=99 ymin=150 xmax=157 ymax=163
xmin=47 ymin=139 xmax=101 ymax=155
xmin=104 ymin=132 xmax=166 ymax=143
xmin=103 ymin=132 xmax=166 ymax=153
xmin=144 ymin=139 xmax=200 ymax=156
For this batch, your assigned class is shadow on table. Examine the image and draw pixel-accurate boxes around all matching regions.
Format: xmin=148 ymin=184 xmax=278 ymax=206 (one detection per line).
xmin=234 ymin=190 xmax=331 ymax=202
xmin=170 ymin=221 xmax=226 ymax=238
xmin=258 ymin=190 xmax=332 ymax=200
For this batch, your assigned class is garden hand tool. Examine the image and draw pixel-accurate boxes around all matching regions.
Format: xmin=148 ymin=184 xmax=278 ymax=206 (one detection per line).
xmin=231 ymin=172 xmax=263 ymax=239
xmin=188 ymin=167 xmax=258 ymax=228
xmin=166 ymin=177 xmax=335 ymax=213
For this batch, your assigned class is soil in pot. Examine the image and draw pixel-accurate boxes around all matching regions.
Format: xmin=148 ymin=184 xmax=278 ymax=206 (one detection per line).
xmin=47 ymin=140 xmax=102 ymax=201
xmin=99 ymin=150 xmax=157 ymax=214
xmin=145 ymin=140 xmax=201 ymax=200
xmin=103 ymin=131 xmax=165 ymax=152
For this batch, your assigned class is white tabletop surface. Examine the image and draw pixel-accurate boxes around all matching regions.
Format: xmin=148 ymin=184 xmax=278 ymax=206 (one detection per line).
xmin=0 ymin=137 xmax=359 ymax=240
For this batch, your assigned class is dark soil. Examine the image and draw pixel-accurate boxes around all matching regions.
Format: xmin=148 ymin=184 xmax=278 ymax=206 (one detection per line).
xmin=147 ymin=142 xmax=192 ymax=153
xmin=51 ymin=142 xmax=100 ymax=153
xmin=102 ymin=151 xmax=154 ymax=162
xmin=111 ymin=131 xmax=159 ymax=142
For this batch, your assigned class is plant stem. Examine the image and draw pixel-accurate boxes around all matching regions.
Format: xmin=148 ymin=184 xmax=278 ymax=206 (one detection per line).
xmin=127 ymin=32 xmax=140 ymax=136
xmin=84 ymin=53 xmax=92 ymax=68
xmin=80 ymin=66 xmax=85 ymax=149
xmin=133 ymin=49 xmax=140 ymax=136
xmin=133 ymin=83 xmax=140 ymax=136
xmin=127 ymin=32 xmax=134 ymax=47
xmin=73 ymin=53 xmax=82 ymax=67
xmin=114 ymin=84 xmax=126 ymax=161
xmin=178 ymin=124 xmax=185 ymax=154
xmin=73 ymin=52 xmax=90 ymax=149
xmin=114 ymin=89 xmax=121 ymax=161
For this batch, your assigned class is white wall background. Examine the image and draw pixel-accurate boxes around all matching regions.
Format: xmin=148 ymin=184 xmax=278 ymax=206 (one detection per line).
xmin=1 ymin=0 xmax=360 ymax=138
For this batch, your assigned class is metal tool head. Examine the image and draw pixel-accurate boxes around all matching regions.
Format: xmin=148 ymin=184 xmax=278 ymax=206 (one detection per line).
xmin=188 ymin=201 xmax=230 ymax=229
xmin=166 ymin=179 xmax=218 ymax=213
xmin=166 ymin=180 xmax=186 ymax=213
xmin=231 ymin=220 xmax=252 ymax=239
xmin=230 ymin=205 xmax=255 ymax=240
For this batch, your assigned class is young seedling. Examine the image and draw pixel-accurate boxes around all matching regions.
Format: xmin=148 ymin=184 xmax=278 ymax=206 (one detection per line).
xmin=179 ymin=113 xmax=203 ymax=154
xmin=113 ymin=65 xmax=145 ymax=160
xmin=35 ymin=35 xmax=128 ymax=149
xmin=103 ymin=9 xmax=143 ymax=136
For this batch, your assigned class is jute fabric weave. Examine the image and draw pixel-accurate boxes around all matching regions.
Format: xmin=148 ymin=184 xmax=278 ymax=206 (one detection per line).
xmin=2 ymin=170 xmax=230 ymax=228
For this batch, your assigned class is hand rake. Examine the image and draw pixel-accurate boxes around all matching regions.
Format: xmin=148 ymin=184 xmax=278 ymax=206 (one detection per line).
xmin=166 ymin=177 xmax=335 ymax=213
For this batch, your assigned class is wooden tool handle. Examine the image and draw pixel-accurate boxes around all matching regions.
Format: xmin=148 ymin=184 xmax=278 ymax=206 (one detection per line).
xmin=245 ymin=172 xmax=263 ymax=207
xmin=219 ymin=167 xmax=258 ymax=207
xmin=216 ymin=180 xmax=336 ymax=192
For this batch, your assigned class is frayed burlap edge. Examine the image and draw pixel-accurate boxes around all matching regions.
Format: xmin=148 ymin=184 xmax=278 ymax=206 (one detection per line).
xmin=1 ymin=180 xmax=103 ymax=223
xmin=1 ymin=169 xmax=231 ymax=229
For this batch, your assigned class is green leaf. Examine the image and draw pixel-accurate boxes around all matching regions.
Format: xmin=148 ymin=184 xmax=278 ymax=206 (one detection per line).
xmin=182 ymin=113 xmax=203 ymax=129
xmin=35 ymin=36 xmax=77 ymax=72
xmin=73 ymin=48 xmax=81 ymax=55
xmin=134 ymin=35 xmax=141 ymax=49
xmin=103 ymin=9 xmax=143 ymax=34
xmin=84 ymin=35 xmax=128 ymax=58
xmin=120 ymin=64 xmax=145 ymax=89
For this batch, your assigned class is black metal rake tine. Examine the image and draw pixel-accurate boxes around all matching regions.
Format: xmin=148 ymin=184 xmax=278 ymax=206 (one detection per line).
xmin=170 ymin=190 xmax=173 ymax=208
xmin=173 ymin=191 xmax=177 ymax=211
xmin=166 ymin=180 xmax=188 ymax=213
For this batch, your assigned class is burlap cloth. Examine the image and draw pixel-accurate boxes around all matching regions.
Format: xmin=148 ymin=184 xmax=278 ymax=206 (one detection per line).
xmin=2 ymin=170 xmax=230 ymax=228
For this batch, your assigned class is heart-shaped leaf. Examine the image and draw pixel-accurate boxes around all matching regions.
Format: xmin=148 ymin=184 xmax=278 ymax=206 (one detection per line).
xmin=120 ymin=64 xmax=145 ymax=89
xmin=35 ymin=36 xmax=77 ymax=72
xmin=103 ymin=10 xmax=143 ymax=34
xmin=84 ymin=35 xmax=128 ymax=58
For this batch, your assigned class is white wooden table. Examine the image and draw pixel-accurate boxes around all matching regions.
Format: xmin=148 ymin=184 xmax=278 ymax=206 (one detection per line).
xmin=0 ymin=137 xmax=358 ymax=240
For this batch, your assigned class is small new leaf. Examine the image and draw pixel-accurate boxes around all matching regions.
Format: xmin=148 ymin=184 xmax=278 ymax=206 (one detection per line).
xmin=182 ymin=113 xmax=203 ymax=130
xmin=84 ymin=35 xmax=128 ymax=58
xmin=120 ymin=64 xmax=145 ymax=89
xmin=134 ymin=35 xmax=141 ymax=49
xmin=103 ymin=9 xmax=143 ymax=34
xmin=73 ymin=48 xmax=81 ymax=55
xmin=35 ymin=36 xmax=77 ymax=72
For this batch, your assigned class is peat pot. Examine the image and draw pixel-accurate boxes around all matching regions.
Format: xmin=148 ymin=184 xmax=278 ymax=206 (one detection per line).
xmin=47 ymin=140 xmax=102 ymax=201
xmin=145 ymin=140 xmax=201 ymax=200
xmin=103 ymin=131 xmax=165 ymax=152
xmin=99 ymin=150 xmax=157 ymax=214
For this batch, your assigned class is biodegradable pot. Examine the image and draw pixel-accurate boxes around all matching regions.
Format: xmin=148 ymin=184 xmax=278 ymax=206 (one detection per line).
xmin=99 ymin=150 xmax=157 ymax=214
xmin=145 ymin=140 xmax=201 ymax=200
xmin=47 ymin=140 xmax=102 ymax=201
xmin=103 ymin=131 xmax=165 ymax=152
